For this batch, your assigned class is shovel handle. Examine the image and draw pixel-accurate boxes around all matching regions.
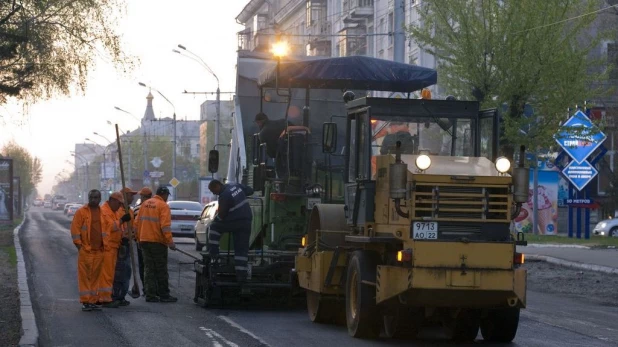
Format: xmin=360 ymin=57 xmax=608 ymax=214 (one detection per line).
xmin=175 ymin=248 xmax=201 ymax=261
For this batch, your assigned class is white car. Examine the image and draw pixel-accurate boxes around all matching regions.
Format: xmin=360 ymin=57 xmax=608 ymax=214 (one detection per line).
xmin=168 ymin=201 xmax=203 ymax=237
xmin=43 ymin=201 xmax=52 ymax=208
xmin=593 ymin=218 xmax=618 ymax=237
xmin=194 ymin=201 xmax=218 ymax=251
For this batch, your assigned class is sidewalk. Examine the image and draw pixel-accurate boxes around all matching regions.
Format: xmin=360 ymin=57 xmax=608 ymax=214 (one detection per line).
xmin=517 ymin=245 xmax=618 ymax=273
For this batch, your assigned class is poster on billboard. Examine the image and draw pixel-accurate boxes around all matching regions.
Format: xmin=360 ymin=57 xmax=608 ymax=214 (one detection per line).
xmin=13 ymin=176 xmax=21 ymax=216
xmin=514 ymin=170 xmax=560 ymax=235
xmin=199 ymin=178 xmax=216 ymax=205
xmin=0 ymin=158 xmax=14 ymax=222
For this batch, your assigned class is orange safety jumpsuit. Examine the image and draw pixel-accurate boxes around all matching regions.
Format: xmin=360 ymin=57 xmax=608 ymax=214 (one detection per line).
xmin=99 ymin=201 xmax=123 ymax=303
xmin=70 ymin=204 xmax=108 ymax=304
xmin=137 ymin=195 xmax=173 ymax=245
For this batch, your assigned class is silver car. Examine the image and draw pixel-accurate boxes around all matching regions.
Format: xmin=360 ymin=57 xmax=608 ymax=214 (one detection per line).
xmin=194 ymin=201 xmax=218 ymax=251
xmin=168 ymin=201 xmax=203 ymax=237
xmin=593 ymin=218 xmax=618 ymax=237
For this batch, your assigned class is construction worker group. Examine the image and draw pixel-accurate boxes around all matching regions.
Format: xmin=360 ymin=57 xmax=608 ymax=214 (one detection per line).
xmin=70 ymin=185 xmax=178 ymax=311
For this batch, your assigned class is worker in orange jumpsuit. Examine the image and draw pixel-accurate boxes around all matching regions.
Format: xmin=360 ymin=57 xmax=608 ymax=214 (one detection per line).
xmin=112 ymin=187 xmax=138 ymax=305
xmin=71 ymin=189 xmax=106 ymax=312
xmin=133 ymin=187 xmax=152 ymax=295
xmin=99 ymin=192 xmax=131 ymax=308
xmin=137 ymin=186 xmax=177 ymax=303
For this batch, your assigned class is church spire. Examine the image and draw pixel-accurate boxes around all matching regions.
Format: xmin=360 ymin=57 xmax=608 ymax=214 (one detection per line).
xmin=142 ymin=90 xmax=156 ymax=123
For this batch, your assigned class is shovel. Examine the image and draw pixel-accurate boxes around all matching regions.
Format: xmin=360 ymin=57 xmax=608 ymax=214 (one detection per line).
xmin=115 ymin=124 xmax=142 ymax=299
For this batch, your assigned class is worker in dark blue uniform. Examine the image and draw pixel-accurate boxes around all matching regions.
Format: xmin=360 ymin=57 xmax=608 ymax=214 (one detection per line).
xmin=207 ymin=180 xmax=254 ymax=282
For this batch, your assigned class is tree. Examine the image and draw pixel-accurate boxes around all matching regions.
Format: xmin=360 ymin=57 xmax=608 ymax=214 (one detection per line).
xmin=1 ymin=140 xmax=41 ymax=199
xmin=408 ymin=0 xmax=612 ymax=158
xmin=0 ymin=0 xmax=134 ymax=103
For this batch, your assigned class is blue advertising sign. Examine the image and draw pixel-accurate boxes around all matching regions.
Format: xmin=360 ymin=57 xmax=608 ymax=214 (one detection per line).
xmin=561 ymin=160 xmax=598 ymax=191
xmin=554 ymin=110 xmax=606 ymax=164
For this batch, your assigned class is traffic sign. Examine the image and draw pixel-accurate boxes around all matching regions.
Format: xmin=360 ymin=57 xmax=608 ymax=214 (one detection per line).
xmin=561 ymin=160 xmax=598 ymax=191
xmin=143 ymin=170 xmax=150 ymax=178
xmin=151 ymin=157 xmax=163 ymax=168
xmin=169 ymin=177 xmax=180 ymax=188
xmin=149 ymin=171 xmax=164 ymax=178
xmin=554 ymin=110 xmax=606 ymax=164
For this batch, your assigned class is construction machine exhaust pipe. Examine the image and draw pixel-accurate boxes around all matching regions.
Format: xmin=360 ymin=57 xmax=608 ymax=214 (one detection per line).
xmin=511 ymin=145 xmax=530 ymax=219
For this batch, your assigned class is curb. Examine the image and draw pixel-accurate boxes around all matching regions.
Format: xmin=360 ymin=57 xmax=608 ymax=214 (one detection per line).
xmin=12 ymin=215 xmax=38 ymax=347
xmin=527 ymin=243 xmax=591 ymax=249
xmin=527 ymin=254 xmax=618 ymax=275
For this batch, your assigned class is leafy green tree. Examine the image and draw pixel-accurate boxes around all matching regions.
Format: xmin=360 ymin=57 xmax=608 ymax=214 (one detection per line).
xmin=408 ymin=0 xmax=613 ymax=158
xmin=0 ymin=0 xmax=134 ymax=103
xmin=1 ymin=140 xmax=41 ymax=199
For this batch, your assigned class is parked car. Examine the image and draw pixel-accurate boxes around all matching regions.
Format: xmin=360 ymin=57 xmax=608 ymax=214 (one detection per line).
xmin=33 ymin=198 xmax=43 ymax=207
xmin=194 ymin=201 xmax=218 ymax=251
xmin=67 ymin=205 xmax=80 ymax=218
xmin=593 ymin=218 xmax=618 ymax=237
xmin=168 ymin=201 xmax=203 ymax=237
xmin=64 ymin=203 xmax=82 ymax=215
xmin=43 ymin=201 xmax=52 ymax=208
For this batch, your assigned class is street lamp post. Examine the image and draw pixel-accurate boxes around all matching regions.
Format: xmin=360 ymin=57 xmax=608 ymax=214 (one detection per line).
xmin=175 ymin=44 xmax=220 ymax=179
xmin=94 ymin=132 xmax=118 ymax=191
xmin=106 ymin=121 xmax=132 ymax=188
xmin=85 ymin=137 xmax=108 ymax=193
xmin=115 ymin=106 xmax=147 ymax=189
xmin=138 ymin=82 xmax=177 ymax=190
xmin=71 ymin=152 xmax=90 ymax=203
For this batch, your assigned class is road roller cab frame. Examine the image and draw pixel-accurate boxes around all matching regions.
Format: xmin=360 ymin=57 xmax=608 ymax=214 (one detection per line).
xmin=296 ymin=97 xmax=530 ymax=342
xmin=193 ymin=53 xmax=442 ymax=307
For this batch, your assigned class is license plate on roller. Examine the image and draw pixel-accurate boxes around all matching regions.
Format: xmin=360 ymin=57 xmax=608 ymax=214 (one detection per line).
xmin=412 ymin=222 xmax=438 ymax=240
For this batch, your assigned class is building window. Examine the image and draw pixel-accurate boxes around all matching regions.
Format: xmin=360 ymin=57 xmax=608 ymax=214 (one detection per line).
xmin=388 ymin=12 xmax=394 ymax=46
xmin=307 ymin=0 xmax=326 ymax=27
xmin=608 ymin=43 xmax=618 ymax=80
xmin=367 ymin=25 xmax=374 ymax=57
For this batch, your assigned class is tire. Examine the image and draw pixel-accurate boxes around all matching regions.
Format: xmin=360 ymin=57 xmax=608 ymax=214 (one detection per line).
xmin=480 ymin=308 xmax=520 ymax=342
xmin=443 ymin=309 xmax=480 ymax=342
xmin=345 ymin=250 xmax=381 ymax=339
xmin=609 ymin=227 xmax=618 ymax=238
xmin=306 ymin=290 xmax=345 ymax=324
xmin=383 ymin=307 xmax=422 ymax=339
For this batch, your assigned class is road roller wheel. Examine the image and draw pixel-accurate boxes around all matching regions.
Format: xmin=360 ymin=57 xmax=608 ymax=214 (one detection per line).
xmin=443 ymin=309 xmax=480 ymax=342
xmin=480 ymin=308 xmax=520 ymax=342
xmin=345 ymin=250 xmax=381 ymax=339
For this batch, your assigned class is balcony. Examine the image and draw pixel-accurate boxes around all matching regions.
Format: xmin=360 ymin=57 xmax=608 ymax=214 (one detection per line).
xmin=343 ymin=0 xmax=374 ymax=24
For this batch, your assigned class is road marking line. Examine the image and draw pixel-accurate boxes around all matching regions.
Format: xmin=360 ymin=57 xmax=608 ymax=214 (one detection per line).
xmin=218 ymin=316 xmax=271 ymax=347
xmin=199 ymin=327 xmax=238 ymax=347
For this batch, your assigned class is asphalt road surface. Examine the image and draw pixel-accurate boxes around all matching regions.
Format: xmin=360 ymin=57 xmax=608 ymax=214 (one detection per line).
xmin=21 ymin=207 xmax=618 ymax=347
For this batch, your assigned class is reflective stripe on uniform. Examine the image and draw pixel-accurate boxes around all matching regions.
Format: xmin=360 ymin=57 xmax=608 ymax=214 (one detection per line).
xmin=235 ymin=266 xmax=248 ymax=271
xmin=102 ymin=232 xmax=108 ymax=238
xmin=162 ymin=226 xmax=171 ymax=232
xmin=81 ymin=226 xmax=87 ymax=231
xmin=209 ymin=230 xmax=220 ymax=236
xmin=228 ymin=199 xmax=249 ymax=212
xmin=209 ymin=240 xmax=219 ymax=245
xmin=98 ymin=287 xmax=112 ymax=293
xmin=72 ymin=234 xmax=81 ymax=240
xmin=140 ymin=216 xmax=160 ymax=222
xmin=79 ymin=290 xmax=96 ymax=296
xmin=235 ymin=256 xmax=248 ymax=261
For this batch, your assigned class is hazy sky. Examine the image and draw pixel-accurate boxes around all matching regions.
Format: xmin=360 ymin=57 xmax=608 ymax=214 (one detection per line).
xmin=0 ymin=1 xmax=246 ymax=195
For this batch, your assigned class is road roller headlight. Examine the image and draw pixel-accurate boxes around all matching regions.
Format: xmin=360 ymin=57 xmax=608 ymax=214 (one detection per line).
xmin=415 ymin=154 xmax=431 ymax=171
xmin=495 ymin=157 xmax=511 ymax=173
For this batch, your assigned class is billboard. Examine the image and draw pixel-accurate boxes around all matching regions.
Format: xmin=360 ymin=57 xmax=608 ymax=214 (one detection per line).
xmin=514 ymin=170 xmax=560 ymax=235
xmin=0 ymin=158 xmax=13 ymax=222
xmin=199 ymin=178 xmax=216 ymax=205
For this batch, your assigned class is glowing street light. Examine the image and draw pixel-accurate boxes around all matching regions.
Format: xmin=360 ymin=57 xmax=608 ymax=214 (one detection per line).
xmin=271 ymin=41 xmax=289 ymax=58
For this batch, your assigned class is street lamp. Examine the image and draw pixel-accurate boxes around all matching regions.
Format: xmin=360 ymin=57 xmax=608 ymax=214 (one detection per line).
xmin=71 ymin=151 xmax=90 ymax=202
xmin=115 ymin=106 xmax=148 ymax=188
xmin=175 ymin=44 xmax=221 ymax=179
xmin=138 ymin=82 xmax=177 ymax=186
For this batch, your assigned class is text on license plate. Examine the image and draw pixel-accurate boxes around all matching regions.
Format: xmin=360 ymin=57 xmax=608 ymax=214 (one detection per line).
xmin=412 ymin=222 xmax=438 ymax=240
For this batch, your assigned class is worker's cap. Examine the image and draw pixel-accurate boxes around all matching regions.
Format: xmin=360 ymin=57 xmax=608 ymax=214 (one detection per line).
xmin=156 ymin=186 xmax=170 ymax=195
xmin=121 ymin=187 xmax=138 ymax=195
xmin=138 ymin=187 xmax=152 ymax=195
xmin=109 ymin=192 xmax=124 ymax=203
xmin=255 ymin=112 xmax=269 ymax=122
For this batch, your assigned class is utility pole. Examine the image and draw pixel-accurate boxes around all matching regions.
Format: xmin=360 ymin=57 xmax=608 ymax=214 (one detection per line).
xmin=143 ymin=130 xmax=148 ymax=188
xmin=394 ymin=0 xmax=405 ymax=63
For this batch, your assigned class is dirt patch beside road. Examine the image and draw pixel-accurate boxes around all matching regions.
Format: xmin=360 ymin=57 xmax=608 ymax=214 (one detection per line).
xmin=0 ymin=222 xmax=21 ymax=347
xmin=526 ymin=260 xmax=618 ymax=307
